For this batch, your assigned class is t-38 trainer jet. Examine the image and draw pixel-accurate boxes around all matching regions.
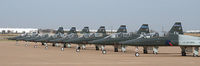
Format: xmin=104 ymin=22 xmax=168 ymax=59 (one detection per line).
xmin=65 ymin=26 xmax=108 ymax=52
xmin=89 ymin=24 xmax=150 ymax=54
xmin=120 ymin=22 xmax=200 ymax=57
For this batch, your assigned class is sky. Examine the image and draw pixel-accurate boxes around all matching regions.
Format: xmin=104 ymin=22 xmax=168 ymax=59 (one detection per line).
xmin=0 ymin=0 xmax=200 ymax=32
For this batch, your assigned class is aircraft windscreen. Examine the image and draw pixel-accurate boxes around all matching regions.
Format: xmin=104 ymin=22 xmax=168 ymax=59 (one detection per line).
xmin=78 ymin=33 xmax=91 ymax=38
xmin=83 ymin=33 xmax=91 ymax=38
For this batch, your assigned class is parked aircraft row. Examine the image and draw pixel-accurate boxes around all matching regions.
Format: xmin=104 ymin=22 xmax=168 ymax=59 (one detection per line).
xmin=8 ymin=22 xmax=200 ymax=57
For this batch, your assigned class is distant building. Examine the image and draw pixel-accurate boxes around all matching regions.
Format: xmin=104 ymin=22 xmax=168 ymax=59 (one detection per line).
xmin=184 ymin=30 xmax=200 ymax=37
xmin=0 ymin=27 xmax=117 ymax=34
xmin=0 ymin=28 xmax=38 ymax=34
xmin=185 ymin=30 xmax=200 ymax=33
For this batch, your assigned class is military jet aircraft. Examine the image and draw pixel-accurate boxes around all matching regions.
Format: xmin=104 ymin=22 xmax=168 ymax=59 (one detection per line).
xmin=15 ymin=32 xmax=38 ymax=41
xmin=42 ymin=27 xmax=91 ymax=50
xmin=33 ymin=27 xmax=65 ymax=47
xmin=62 ymin=26 xmax=90 ymax=50
xmin=48 ymin=27 xmax=78 ymax=48
xmin=21 ymin=34 xmax=49 ymax=46
xmin=8 ymin=33 xmax=29 ymax=40
xmin=88 ymin=24 xmax=150 ymax=54
xmin=7 ymin=33 xmax=28 ymax=45
xmin=120 ymin=22 xmax=200 ymax=57
xmin=64 ymin=26 xmax=108 ymax=52
xmin=7 ymin=32 xmax=38 ymax=46
xmin=24 ymin=34 xmax=49 ymax=42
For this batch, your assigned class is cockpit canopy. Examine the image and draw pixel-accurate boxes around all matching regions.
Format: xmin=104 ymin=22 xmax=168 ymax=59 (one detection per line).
xmin=105 ymin=33 xmax=132 ymax=38
xmin=66 ymin=33 xmax=78 ymax=39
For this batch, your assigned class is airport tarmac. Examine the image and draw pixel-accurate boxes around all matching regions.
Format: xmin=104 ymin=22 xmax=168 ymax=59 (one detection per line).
xmin=0 ymin=41 xmax=199 ymax=66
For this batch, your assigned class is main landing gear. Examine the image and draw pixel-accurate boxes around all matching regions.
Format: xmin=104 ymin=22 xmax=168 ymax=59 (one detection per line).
xmin=135 ymin=46 xmax=140 ymax=57
xmin=61 ymin=43 xmax=66 ymax=51
xmin=67 ymin=43 xmax=71 ymax=48
xmin=180 ymin=46 xmax=199 ymax=57
xmin=114 ymin=44 xmax=118 ymax=52
xmin=16 ymin=41 xmax=19 ymax=46
xmin=102 ymin=50 xmax=106 ymax=54
xmin=143 ymin=46 xmax=148 ymax=54
xmin=75 ymin=44 xmax=87 ymax=52
xmin=76 ymin=45 xmax=81 ymax=52
xmin=63 ymin=43 xmax=66 ymax=48
xmin=81 ymin=44 xmax=86 ymax=50
xmin=121 ymin=45 xmax=126 ymax=52
xmin=101 ymin=45 xmax=106 ymax=54
xmin=52 ymin=43 xmax=55 ymax=47
xmin=42 ymin=43 xmax=45 ymax=46
xmin=95 ymin=45 xmax=100 ymax=50
xmin=193 ymin=47 xmax=199 ymax=57
xmin=25 ymin=41 xmax=28 ymax=47
xmin=181 ymin=47 xmax=186 ymax=56
xmin=153 ymin=46 xmax=159 ymax=55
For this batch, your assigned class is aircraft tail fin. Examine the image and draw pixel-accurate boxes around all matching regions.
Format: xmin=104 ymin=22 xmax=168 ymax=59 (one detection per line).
xmin=137 ymin=24 xmax=150 ymax=34
xmin=96 ymin=26 xmax=107 ymax=36
xmin=168 ymin=22 xmax=183 ymax=35
xmin=68 ymin=27 xmax=77 ymax=34
xmin=117 ymin=25 xmax=127 ymax=33
xmin=96 ymin=26 xmax=106 ymax=33
xmin=56 ymin=27 xmax=64 ymax=34
xmin=81 ymin=26 xmax=90 ymax=33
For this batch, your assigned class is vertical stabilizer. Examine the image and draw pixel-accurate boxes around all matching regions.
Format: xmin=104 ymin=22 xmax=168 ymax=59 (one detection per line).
xmin=168 ymin=22 xmax=183 ymax=35
xmin=96 ymin=26 xmax=107 ymax=36
xmin=56 ymin=27 xmax=64 ymax=34
xmin=81 ymin=27 xmax=90 ymax=33
xmin=137 ymin=24 xmax=150 ymax=34
xmin=68 ymin=27 xmax=77 ymax=34
xmin=117 ymin=25 xmax=127 ymax=33
xmin=96 ymin=26 xmax=106 ymax=33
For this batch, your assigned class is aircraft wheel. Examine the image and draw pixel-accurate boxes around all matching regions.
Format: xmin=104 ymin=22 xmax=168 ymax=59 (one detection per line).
xmin=143 ymin=50 xmax=148 ymax=54
xmin=181 ymin=52 xmax=186 ymax=56
xmin=45 ymin=46 xmax=48 ymax=49
xmin=135 ymin=52 xmax=140 ymax=57
xmin=76 ymin=49 xmax=80 ymax=52
xmin=193 ymin=53 xmax=198 ymax=57
xmin=52 ymin=43 xmax=55 ymax=47
xmin=25 ymin=44 xmax=28 ymax=47
xmin=61 ymin=47 xmax=64 ymax=51
xmin=42 ymin=43 xmax=45 ymax=46
xmin=63 ymin=44 xmax=66 ymax=48
xmin=16 ymin=41 xmax=19 ymax=46
xmin=102 ymin=50 xmax=106 ymax=54
xmin=114 ymin=48 xmax=118 ymax=52
xmin=34 ymin=45 xmax=37 ymax=48
xmin=96 ymin=46 xmax=99 ymax=50
xmin=153 ymin=51 xmax=158 ymax=55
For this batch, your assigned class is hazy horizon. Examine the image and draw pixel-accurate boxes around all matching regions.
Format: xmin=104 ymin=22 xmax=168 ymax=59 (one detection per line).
xmin=0 ymin=0 xmax=200 ymax=32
